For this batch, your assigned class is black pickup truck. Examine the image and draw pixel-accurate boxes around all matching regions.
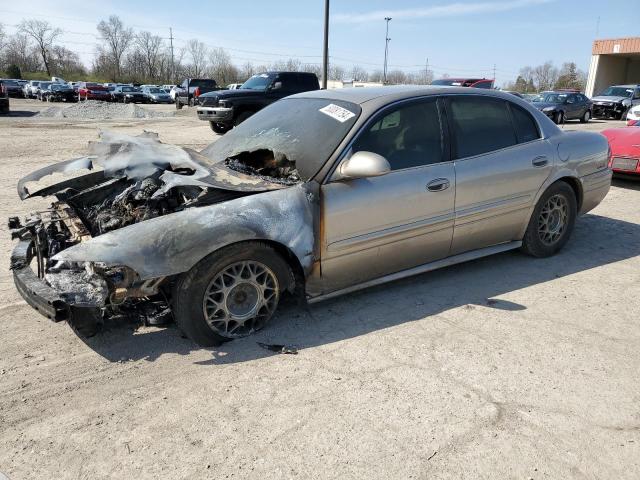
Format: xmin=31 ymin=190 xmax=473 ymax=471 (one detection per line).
xmin=196 ymin=71 xmax=320 ymax=134
xmin=174 ymin=78 xmax=222 ymax=109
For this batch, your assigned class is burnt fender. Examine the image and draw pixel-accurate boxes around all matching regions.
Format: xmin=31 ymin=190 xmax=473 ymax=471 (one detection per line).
xmin=53 ymin=182 xmax=320 ymax=280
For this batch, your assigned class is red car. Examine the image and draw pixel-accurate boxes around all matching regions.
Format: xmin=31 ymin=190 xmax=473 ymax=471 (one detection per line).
xmin=601 ymin=127 xmax=640 ymax=176
xmin=76 ymin=82 xmax=111 ymax=102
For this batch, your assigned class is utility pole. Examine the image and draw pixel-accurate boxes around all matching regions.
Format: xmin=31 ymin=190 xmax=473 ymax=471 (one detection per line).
xmin=425 ymin=58 xmax=429 ymax=84
xmin=383 ymin=17 xmax=392 ymax=84
xmin=322 ymin=0 xmax=330 ymax=89
xmin=169 ymin=27 xmax=175 ymax=83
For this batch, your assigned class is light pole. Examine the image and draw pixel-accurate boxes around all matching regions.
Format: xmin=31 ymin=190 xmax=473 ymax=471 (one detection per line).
xmin=322 ymin=0 xmax=330 ymax=89
xmin=383 ymin=17 xmax=392 ymax=84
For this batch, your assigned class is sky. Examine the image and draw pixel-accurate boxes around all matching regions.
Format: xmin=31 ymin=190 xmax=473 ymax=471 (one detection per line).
xmin=1 ymin=0 xmax=639 ymax=85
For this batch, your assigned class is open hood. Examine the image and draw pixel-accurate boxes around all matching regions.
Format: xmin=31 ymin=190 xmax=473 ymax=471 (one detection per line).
xmin=17 ymin=131 xmax=290 ymax=200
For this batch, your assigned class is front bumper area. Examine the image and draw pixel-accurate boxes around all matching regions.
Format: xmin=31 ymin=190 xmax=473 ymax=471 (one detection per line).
xmin=12 ymin=239 xmax=69 ymax=321
xmin=593 ymin=103 xmax=625 ymax=118
xmin=197 ymin=106 xmax=233 ymax=123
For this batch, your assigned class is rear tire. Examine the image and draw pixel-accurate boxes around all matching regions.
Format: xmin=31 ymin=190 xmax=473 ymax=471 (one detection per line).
xmin=521 ymin=181 xmax=577 ymax=258
xmin=175 ymin=98 xmax=183 ymax=110
xmin=173 ymin=242 xmax=292 ymax=347
xmin=580 ymin=110 xmax=590 ymax=123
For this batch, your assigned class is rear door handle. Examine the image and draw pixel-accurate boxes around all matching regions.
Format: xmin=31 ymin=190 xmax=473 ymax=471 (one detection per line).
xmin=427 ymin=178 xmax=450 ymax=192
xmin=532 ymin=156 xmax=548 ymax=167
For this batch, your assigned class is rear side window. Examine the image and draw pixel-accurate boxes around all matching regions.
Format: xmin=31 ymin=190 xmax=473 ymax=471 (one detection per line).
xmin=510 ymin=104 xmax=540 ymax=144
xmin=449 ymin=97 xmax=516 ymax=158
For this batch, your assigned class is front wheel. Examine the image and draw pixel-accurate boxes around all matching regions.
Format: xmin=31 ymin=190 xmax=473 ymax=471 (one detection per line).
xmin=175 ymin=98 xmax=183 ymax=110
xmin=173 ymin=242 xmax=292 ymax=347
xmin=209 ymin=122 xmax=230 ymax=134
xmin=553 ymin=111 xmax=565 ymax=125
xmin=521 ymin=181 xmax=577 ymax=258
xmin=233 ymin=111 xmax=254 ymax=127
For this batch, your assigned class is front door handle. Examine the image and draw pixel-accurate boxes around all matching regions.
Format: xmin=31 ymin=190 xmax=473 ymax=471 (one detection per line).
xmin=427 ymin=178 xmax=450 ymax=192
xmin=532 ymin=156 xmax=548 ymax=167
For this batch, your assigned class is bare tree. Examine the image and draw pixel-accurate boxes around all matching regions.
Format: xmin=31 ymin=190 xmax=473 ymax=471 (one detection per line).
xmin=186 ymin=39 xmax=207 ymax=77
xmin=3 ymin=33 xmax=40 ymax=72
xmin=329 ymin=64 xmax=345 ymax=81
xmin=350 ymin=65 xmax=369 ymax=82
xmin=369 ymin=70 xmax=384 ymax=83
xmin=136 ymin=31 xmax=163 ymax=80
xmin=239 ymin=61 xmax=255 ymax=81
xmin=50 ymin=45 xmax=85 ymax=76
xmin=386 ymin=69 xmax=407 ymax=85
xmin=208 ymin=47 xmax=238 ymax=84
xmin=18 ymin=19 xmax=62 ymax=76
xmin=533 ymin=61 xmax=559 ymax=92
xmin=97 ymin=15 xmax=133 ymax=80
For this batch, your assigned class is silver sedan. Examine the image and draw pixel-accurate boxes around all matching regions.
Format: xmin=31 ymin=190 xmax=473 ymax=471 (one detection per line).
xmin=10 ymin=87 xmax=612 ymax=346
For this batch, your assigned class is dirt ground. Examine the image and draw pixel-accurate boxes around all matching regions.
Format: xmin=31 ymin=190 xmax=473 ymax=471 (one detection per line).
xmin=0 ymin=98 xmax=638 ymax=480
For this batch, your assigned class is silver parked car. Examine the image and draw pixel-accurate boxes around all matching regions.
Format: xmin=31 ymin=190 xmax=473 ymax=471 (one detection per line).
xmin=141 ymin=86 xmax=172 ymax=103
xmin=9 ymin=87 xmax=612 ymax=346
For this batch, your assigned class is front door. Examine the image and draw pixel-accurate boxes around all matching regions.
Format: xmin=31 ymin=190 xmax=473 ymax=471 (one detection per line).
xmin=320 ymin=98 xmax=456 ymax=292
xmin=446 ymin=95 xmax=553 ymax=255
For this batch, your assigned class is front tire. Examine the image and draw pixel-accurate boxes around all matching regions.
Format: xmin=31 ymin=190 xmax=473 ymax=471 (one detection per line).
xmin=173 ymin=242 xmax=292 ymax=347
xmin=521 ymin=181 xmax=577 ymax=258
xmin=209 ymin=122 xmax=230 ymax=134
xmin=554 ymin=111 xmax=565 ymax=125
xmin=233 ymin=110 xmax=254 ymax=127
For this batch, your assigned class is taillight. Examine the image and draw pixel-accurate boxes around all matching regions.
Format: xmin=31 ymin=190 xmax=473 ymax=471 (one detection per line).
xmin=194 ymin=87 xmax=201 ymax=97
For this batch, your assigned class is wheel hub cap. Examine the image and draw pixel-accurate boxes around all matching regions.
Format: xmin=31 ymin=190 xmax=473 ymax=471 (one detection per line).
xmin=538 ymin=194 xmax=568 ymax=245
xmin=202 ymin=260 xmax=279 ymax=337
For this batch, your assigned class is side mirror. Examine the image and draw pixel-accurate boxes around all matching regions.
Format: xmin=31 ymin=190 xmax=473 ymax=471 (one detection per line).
xmin=339 ymin=151 xmax=390 ymax=180
xmin=271 ymin=81 xmax=282 ymax=90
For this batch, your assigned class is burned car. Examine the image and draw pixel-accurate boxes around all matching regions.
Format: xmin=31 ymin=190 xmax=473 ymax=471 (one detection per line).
xmin=10 ymin=87 xmax=612 ymax=346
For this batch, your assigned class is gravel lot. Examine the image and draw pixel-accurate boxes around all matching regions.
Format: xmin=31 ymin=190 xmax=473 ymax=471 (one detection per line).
xmin=0 ymin=98 xmax=638 ymax=480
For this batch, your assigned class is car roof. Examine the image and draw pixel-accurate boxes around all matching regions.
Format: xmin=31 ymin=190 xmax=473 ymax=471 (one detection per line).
xmin=292 ymin=85 xmax=516 ymax=106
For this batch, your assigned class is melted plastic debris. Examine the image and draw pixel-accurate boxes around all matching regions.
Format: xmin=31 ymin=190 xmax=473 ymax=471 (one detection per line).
xmin=45 ymin=270 xmax=109 ymax=306
xmin=225 ymin=149 xmax=301 ymax=185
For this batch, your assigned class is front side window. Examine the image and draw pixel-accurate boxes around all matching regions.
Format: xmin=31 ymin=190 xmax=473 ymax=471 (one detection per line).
xmin=449 ymin=97 xmax=517 ymax=159
xmin=352 ymin=100 xmax=443 ymax=170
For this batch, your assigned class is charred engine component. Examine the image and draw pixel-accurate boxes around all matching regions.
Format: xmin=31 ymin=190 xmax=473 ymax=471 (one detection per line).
xmin=79 ymin=177 xmax=163 ymax=235
xmin=225 ymin=149 xmax=301 ymax=184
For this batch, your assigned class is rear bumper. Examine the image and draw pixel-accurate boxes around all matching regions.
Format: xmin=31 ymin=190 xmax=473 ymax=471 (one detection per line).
xmin=197 ymin=106 xmax=233 ymax=123
xmin=11 ymin=239 xmax=70 ymax=322
xmin=580 ymin=168 xmax=613 ymax=214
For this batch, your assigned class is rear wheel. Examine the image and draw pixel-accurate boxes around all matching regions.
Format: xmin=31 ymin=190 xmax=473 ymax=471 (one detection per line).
xmin=521 ymin=181 xmax=577 ymax=258
xmin=175 ymin=98 xmax=183 ymax=110
xmin=580 ymin=110 xmax=590 ymax=123
xmin=173 ymin=242 xmax=292 ymax=347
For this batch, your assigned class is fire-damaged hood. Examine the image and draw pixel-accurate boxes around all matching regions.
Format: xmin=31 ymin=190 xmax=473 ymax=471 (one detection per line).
xmin=17 ymin=131 xmax=290 ymax=200
xmin=591 ymin=95 xmax=628 ymax=104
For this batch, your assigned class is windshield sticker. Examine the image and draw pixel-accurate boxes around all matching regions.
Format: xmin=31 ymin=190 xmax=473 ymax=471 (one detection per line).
xmin=319 ymin=104 xmax=356 ymax=123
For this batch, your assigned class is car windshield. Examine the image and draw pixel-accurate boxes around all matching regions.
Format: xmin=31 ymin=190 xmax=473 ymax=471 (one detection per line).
xmin=121 ymin=87 xmax=135 ymax=92
xmin=32 ymin=82 xmax=40 ymax=86
xmin=5 ymin=80 xmax=19 ymax=86
xmin=240 ymin=74 xmax=275 ymax=90
xmin=599 ymin=87 xmax=633 ymax=97
xmin=532 ymin=93 xmax=568 ymax=103
xmin=40 ymin=82 xmax=52 ymax=88
xmin=51 ymin=84 xmax=63 ymax=90
xmin=201 ymin=98 xmax=361 ymax=181
xmin=148 ymin=88 xmax=162 ymax=93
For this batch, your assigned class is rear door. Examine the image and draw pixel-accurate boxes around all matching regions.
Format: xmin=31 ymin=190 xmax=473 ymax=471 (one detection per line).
xmin=321 ymin=98 xmax=456 ymax=290
xmin=446 ymin=95 xmax=554 ymax=255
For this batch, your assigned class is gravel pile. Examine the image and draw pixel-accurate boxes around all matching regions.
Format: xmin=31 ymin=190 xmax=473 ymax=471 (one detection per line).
xmin=37 ymin=100 xmax=175 ymax=120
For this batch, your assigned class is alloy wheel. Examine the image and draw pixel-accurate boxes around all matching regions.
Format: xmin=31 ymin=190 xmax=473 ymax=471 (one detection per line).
xmin=538 ymin=194 xmax=568 ymax=245
xmin=202 ymin=260 xmax=279 ymax=338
